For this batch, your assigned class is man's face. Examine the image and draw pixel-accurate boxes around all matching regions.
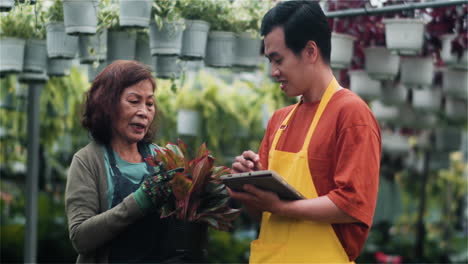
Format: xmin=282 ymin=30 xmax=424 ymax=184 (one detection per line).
xmin=264 ymin=27 xmax=309 ymax=97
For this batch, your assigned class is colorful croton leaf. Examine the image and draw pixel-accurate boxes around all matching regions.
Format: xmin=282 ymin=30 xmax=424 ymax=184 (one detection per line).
xmin=145 ymin=139 xmax=241 ymax=231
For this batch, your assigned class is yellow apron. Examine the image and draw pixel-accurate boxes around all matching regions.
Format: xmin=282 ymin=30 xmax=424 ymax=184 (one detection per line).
xmin=250 ymin=78 xmax=353 ymax=264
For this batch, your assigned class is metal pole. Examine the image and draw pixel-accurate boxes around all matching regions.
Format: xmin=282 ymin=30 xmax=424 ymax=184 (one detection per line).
xmin=325 ymin=0 xmax=467 ymax=18
xmin=24 ymin=82 xmax=43 ymax=264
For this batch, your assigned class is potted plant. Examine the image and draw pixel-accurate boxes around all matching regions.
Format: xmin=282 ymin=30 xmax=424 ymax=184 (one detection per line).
xmin=178 ymin=0 xmax=214 ymax=60
xmin=45 ymin=0 xmax=78 ymax=58
xmin=444 ymin=97 xmax=467 ymax=122
xmin=443 ymin=68 xmax=467 ymax=99
xmin=382 ymin=15 xmax=426 ymax=55
xmin=119 ymin=0 xmax=152 ymax=28
xmin=348 ymin=70 xmax=381 ymax=101
xmin=328 ymin=17 xmax=357 ymax=69
xmin=63 ymin=0 xmax=98 ymax=35
xmin=411 ymin=87 xmax=442 ymax=113
xmin=78 ymin=1 xmax=109 ymax=64
xmin=143 ymin=140 xmax=240 ymax=257
xmin=204 ymin=0 xmax=236 ymax=68
xmin=149 ymin=0 xmax=184 ymax=56
xmin=400 ymin=56 xmax=435 ymax=89
xmin=381 ymin=81 xmax=408 ymax=106
xmin=101 ymin=4 xmax=137 ymax=62
xmin=370 ymin=100 xmax=399 ymax=124
xmin=135 ymin=30 xmax=153 ymax=71
xmin=230 ymin=0 xmax=270 ymax=69
xmin=175 ymin=82 xmax=202 ymax=136
xmin=47 ymin=58 xmax=72 ymax=77
xmin=0 ymin=5 xmax=29 ymax=73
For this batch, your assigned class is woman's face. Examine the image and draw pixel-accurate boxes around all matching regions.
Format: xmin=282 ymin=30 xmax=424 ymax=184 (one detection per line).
xmin=112 ymin=79 xmax=155 ymax=145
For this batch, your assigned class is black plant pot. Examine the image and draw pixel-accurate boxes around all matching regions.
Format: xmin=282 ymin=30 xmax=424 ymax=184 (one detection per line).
xmin=159 ymin=218 xmax=208 ymax=263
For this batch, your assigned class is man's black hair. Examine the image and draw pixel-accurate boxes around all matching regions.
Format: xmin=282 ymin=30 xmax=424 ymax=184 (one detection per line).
xmin=260 ymin=0 xmax=331 ymax=64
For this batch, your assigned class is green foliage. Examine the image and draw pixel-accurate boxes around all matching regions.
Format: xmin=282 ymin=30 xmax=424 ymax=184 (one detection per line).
xmin=207 ymin=228 xmax=250 ymax=263
xmin=146 ymin=140 xmax=241 ymax=231
xmin=0 ymin=4 xmax=43 ymax=39
xmin=202 ymin=0 xmax=236 ymax=32
xmin=151 ymin=0 xmax=183 ymax=29
xmin=46 ymin=0 xmax=64 ymax=23
xmin=98 ymin=3 xmax=121 ymax=31
xmin=178 ymin=0 xmax=217 ymax=22
xmin=231 ymin=0 xmax=273 ymax=35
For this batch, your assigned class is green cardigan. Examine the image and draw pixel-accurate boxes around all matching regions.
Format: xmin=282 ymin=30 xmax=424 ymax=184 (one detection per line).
xmin=65 ymin=141 xmax=145 ymax=263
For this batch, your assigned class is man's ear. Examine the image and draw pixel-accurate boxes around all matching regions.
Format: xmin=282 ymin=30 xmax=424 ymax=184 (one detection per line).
xmin=303 ymin=40 xmax=319 ymax=63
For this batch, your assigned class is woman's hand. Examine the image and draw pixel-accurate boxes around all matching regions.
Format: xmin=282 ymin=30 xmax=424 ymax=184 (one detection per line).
xmin=231 ymin=150 xmax=263 ymax=173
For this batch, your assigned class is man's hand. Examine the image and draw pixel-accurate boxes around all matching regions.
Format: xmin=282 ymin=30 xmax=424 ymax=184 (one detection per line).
xmin=227 ymin=184 xmax=285 ymax=216
xmin=231 ymin=150 xmax=263 ymax=173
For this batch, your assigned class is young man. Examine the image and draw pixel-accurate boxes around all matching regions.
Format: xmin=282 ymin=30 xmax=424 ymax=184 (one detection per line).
xmin=229 ymin=1 xmax=381 ymax=263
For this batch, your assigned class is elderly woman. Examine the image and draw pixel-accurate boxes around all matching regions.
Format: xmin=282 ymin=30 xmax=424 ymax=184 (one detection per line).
xmin=65 ymin=61 xmax=186 ymax=263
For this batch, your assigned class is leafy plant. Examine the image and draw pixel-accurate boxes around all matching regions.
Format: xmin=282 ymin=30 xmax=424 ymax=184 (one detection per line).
xmin=145 ymin=139 xmax=241 ymax=231
xmin=231 ymin=0 xmax=273 ymax=36
xmin=178 ymin=0 xmax=216 ymax=22
xmin=151 ymin=0 xmax=182 ymax=29
xmin=0 ymin=5 xmax=37 ymax=39
xmin=202 ymin=0 xmax=236 ymax=32
xmin=46 ymin=0 xmax=64 ymax=23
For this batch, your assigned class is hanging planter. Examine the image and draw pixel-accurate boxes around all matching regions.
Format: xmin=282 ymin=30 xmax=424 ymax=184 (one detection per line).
xmin=23 ymin=39 xmax=47 ymax=73
xmin=443 ymin=68 xmax=467 ymax=99
xmin=415 ymin=112 xmax=438 ymax=129
xmin=107 ymin=30 xmax=137 ymax=62
xmin=47 ymin=58 xmax=72 ymax=77
xmin=371 ymin=100 xmax=399 ymax=123
xmin=400 ymin=56 xmax=434 ymax=88
xmin=0 ymin=37 xmax=25 ymax=73
xmin=19 ymin=71 xmax=48 ymax=84
xmin=155 ymin=55 xmax=181 ymax=79
xmin=135 ymin=33 xmax=153 ymax=71
xmin=63 ymin=0 xmax=98 ymax=35
xmin=330 ymin=32 xmax=355 ymax=69
xmin=445 ymin=97 xmax=467 ymax=121
xmin=78 ymin=29 xmax=107 ymax=64
xmin=412 ymin=87 xmax=441 ymax=112
xmin=364 ymin=46 xmax=400 ymax=80
xmin=0 ymin=0 xmax=14 ymax=12
xmin=177 ymin=109 xmax=200 ymax=136
xmin=46 ymin=22 xmax=78 ymax=59
xmin=87 ymin=61 xmax=108 ymax=83
xmin=348 ymin=70 xmax=381 ymax=100
xmin=382 ymin=131 xmax=410 ymax=156
xmin=119 ymin=0 xmax=152 ymax=28
xmin=233 ymin=32 xmax=261 ymax=68
xmin=435 ymin=127 xmax=461 ymax=152
xmin=440 ymin=34 xmax=457 ymax=66
xmin=180 ymin=20 xmax=210 ymax=60
xmin=149 ymin=20 xmax=184 ymax=56
xmin=205 ymin=31 xmax=235 ymax=68
xmin=382 ymin=18 xmax=425 ymax=55
xmin=381 ymin=82 xmax=408 ymax=106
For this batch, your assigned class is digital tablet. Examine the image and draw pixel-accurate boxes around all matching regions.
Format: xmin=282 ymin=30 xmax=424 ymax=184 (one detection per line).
xmin=220 ymin=170 xmax=305 ymax=200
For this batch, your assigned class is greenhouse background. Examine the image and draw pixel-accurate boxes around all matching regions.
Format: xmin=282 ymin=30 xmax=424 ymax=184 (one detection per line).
xmin=0 ymin=0 xmax=467 ymax=263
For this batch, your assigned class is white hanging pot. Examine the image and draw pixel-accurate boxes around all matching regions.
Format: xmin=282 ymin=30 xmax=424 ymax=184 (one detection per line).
xmin=397 ymin=103 xmax=417 ymax=127
xmin=0 ymin=37 xmax=25 ymax=73
xmin=400 ymin=57 xmax=434 ymax=88
xmin=371 ymin=100 xmax=399 ymax=123
xmin=177 ymin=109 xmax=200 ymax=136
xmin=149 ymin=19 xmax=184 ymax=56
xmin=181 ymin=20 xmax=210 ymax=60
xmin=119 ymin=0 xmax=152 ymax=28
xmin=47 ymin=58 xmax=72 ymax=77
xmin=46 ymin=22 xmax=79 ymax=59
xmin=0 ymin=0 xmax=14 ymax=12
xmin=234 ymin=32 xmax=261 ymax=68
xmin=155 ymin=55 xmax=181 ymax=79
xmin=445 ymin=97 xmax=467 ymax=121
xmin=78 ymin=29 xmax=107 ymax=64
xmin=330 ymin=32 xmax=355 ymax=69
xmin=364 ymin=46 xmax=400 ymax=80
xmin=412 ymin=87 xmax=441 ymax=112
xmin=383 ymin=18 xmax=425 ymax=55
xmin=63 ymin=0 xmax=98 ymax=35
xmin=348 ymin=70 xmax=381 ymax=100
xmin=381 ymin=82 xmax=408 ymax=106
xmin=107 ymin=30 xmax=137 ymax=62
xmin=440 ymin=34 xmax=457 ymax=66
xmin=135 ymin=34 xmax=153 ymax=71
xmin=435 ymin=127 xmax=461 ymax=152
xmin=205 ymin=31 xmax=235 ymax=68
xmin=382 ymin=131 xmax=410 ymax=156
xmin=443 ymin=68 xmax=468 ymax=99
xmin=23 ymin=39 xmax=47 ymax=73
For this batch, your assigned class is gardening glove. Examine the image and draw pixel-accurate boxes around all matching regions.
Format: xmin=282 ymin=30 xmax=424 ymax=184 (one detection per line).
xmin=133 ymin=167 xmax=184 ymax=212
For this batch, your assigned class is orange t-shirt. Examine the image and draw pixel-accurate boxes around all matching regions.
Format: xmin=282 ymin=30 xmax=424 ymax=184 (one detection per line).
xmin=258 ymin=88 xmax=381 ymax=261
